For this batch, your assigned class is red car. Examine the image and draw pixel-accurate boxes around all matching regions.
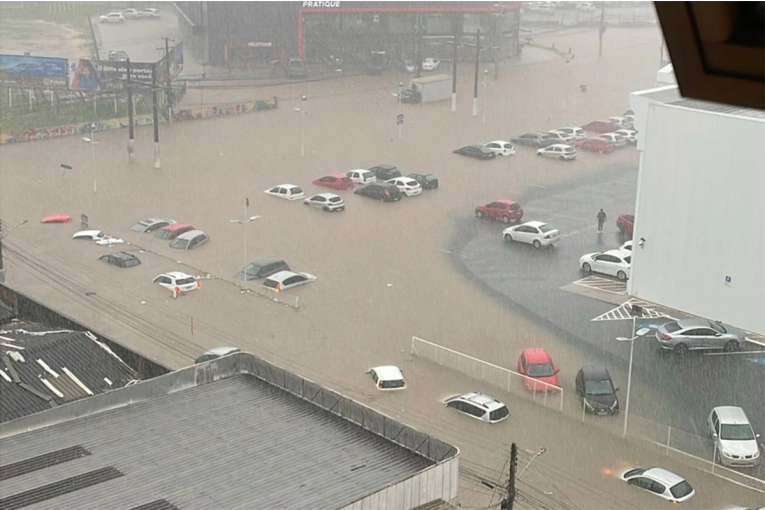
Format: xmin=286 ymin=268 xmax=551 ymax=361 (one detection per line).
xmin=616 ymin=214 xmax=634 ymax=236
xmin=312 ymin=174 xmax=355 ymax=191
xmin=475 ymin=199 xmax=523 ymax=224
xmin=517 ymin=348 xmax=560 ymax=393
xmin=581 ymin=120 xmax=618 ymax=133
xmin=575 ymin=138 xmax=615 ymax=153
xmin=40 ymin=214 xmax=72 ymax=224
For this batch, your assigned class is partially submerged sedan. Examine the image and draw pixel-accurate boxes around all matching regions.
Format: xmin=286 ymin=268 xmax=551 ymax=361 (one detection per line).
xmin=367 ymin=366 xmax=406 ymax=391
xmin=131 ymin=218 xmax=175 ymax=233
xmin=304 ymin=193 xmax=345 ymax=212
xmin=263 ymin=270 xmax=316 ymax=292
xmin=621 ymin=467 xmax=695 ymax=504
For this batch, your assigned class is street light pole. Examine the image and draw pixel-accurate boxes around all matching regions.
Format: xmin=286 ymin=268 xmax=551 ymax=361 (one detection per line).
xmin=473 ymin=28 xmax=481 ymax=117
xmin=82 ymin=126 xmax=98 ymax=194
xmin=292 ymin=95 xmax=307 ymax=157
xmin=616 ymin=326 xmax=651 ymax=438
xmin=398 ymin=81 xmax=403 ymax=139
xmin=230 ymin=208 xmax=261 ymax=291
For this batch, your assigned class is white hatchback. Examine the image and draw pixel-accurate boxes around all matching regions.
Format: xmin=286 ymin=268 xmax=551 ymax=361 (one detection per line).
xmin=153 ymin=271 xmax=199 ymax=295
xmin=621 ymin=467 xmax=695 ymax=503
xmin=422 ymin=57 xmax=440 ymax=71
xmin=579 ymin=249 xmax=631 ymax=281
xmin=345 ymin=169 xmax=376 ymax=186
xmin=367 ymin=366 xmax=406 ymax=391
xmin=550 ymin=127 xmax=586 ymax=141
xmin=444 ymin=392 xmax=509 ymax=423
xmin=264 ymin=184 xmax=305 ymax=200
xmin=99 ymin=12 xmax=125 ymax=23
xmin=537 ymin=144 xmax=576 ymax=160
xmin=503 ymin=221 xmax=560 ymax=248
xmin=483 ymin=140 xmax=516 ymax=156
xmin=304 ymin=193 xmax=345 ymax=212
xmin=387 ymin=177 xmax=422 ymax=197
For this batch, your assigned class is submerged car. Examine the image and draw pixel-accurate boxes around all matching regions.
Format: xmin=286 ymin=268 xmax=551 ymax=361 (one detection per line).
xmin=444 ymin=392 xmax=509 ymax=423
xmin=286 ymin=58 xmax=307 ymax=79
xmin=422 ymin=57 xmax=440 ymax=71
xmin=575 ymin=366 xmax=619 ymax=415
xmin=483 ymin=140 xmax=516 ymax=156
xmin=312 ymin=174 xmax=355 ymax=190
xmin=408 ymin=172 xmax=439 ymax=190
xmin=453 ymin=145 xmax=497 ymax=160
xmin=368 ymin=165 xmax=402 ymax=181
xmin=367 ymin=366 xmax=406 ymax=391
xmin=621 ymin=467 xmax=695 ymax=503
xmin=153 ymin=271 xmax=199 ymax=294
xmin=511 ymin=132 xmax=557 ymax=148
xmin=263 ymin=270 xmax=316 ymax=292
xmin=131 ymin=218 xmax=175 ymax=233
xmin=237 ymin=257 xmax=290 ymax=280
xmin=616 ymin=214 xmax=635 ymax=236
xmin=72 ymin=230 xmax=124 ymax=245
xmin=41 ymin=214 xmax=72 ymax=224
xmin=345 ymin=169 xmax=376 ymax=186
xmin=387 ymin=177 xmax=422 ymax=197
xmin=517 ymin=347 xmax=560 ymax=393
xmin=354 ymin=182 xmax=402 ymax=202
xmin=576 ymin=137 xmax=615 ymax=153
xmin=99 ymin=251 xmax=141 ymax=268
xmin=154 ymin=222 xmax=195 ymax=240
xmin=264 ymin=184 xmax=305 ymax=200
xmin=537 ymin=144 xmax=576 ymax=160
xmin=503 ymin=221 xmax=560 ymax=248
xmin=655 ymin=318 xmax=745 ymax=355
xmin=582 ymin=120 xmax=618 ymax=133
xmin=169 ymin=230 xmax=209 ymax=250
xmin=304 ymin=193 xmax=346 ymax=212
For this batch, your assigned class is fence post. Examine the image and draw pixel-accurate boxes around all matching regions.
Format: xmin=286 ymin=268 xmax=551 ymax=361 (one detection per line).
xmin=559 ymin=392 xmax=563 ymax=413
xmin=543 ymin=390 xmax=548 ymax=407
xmin=666 ymin=424 xmax=671 ymax=456
xmin=582 ymin=397 xmax=586 ymax=421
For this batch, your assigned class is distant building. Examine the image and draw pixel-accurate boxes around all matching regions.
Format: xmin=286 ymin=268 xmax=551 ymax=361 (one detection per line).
xmin=629 ymin=85 xmax=765 ymax=335
xmin=176 ymin=1 xmax=520 ymax=69
xmin=0 ymin=322 xmax=138 ymax=423
xmin=0 ymin=352 xmax=459 ymax=509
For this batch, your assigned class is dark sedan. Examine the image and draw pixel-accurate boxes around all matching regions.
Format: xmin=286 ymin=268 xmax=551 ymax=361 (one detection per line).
xmin=408 ymin=172 xmax=439 ymax=189
xmin=99 ymin=252 xmax=141 ymax=268
xmin=354 ymin=182 xmax=402 ymax=202
xmin=368 ymin=165 xmax=402 ymax=181
xmin=453 ymin=145 xmax=496 ymax=160
xmin=575 ymin=366 xmax=619 ymax=415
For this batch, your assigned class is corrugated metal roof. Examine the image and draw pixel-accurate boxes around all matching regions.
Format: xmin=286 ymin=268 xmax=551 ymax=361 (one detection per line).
xmin=669 ymin=98 xmax=765 ymax=120
xmin=0 ymin=327 xmax=136 ymax=423
xmin=0 ymin=374 xmax=434 ymax=509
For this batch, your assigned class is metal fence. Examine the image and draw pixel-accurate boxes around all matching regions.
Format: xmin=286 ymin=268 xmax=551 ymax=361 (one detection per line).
xmin=411 ymin=336 xmax=563 ymax=412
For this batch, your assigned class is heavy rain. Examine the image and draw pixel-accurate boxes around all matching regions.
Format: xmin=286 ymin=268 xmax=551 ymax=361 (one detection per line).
xmin=0 ymin=2 xmax=763 ymax=509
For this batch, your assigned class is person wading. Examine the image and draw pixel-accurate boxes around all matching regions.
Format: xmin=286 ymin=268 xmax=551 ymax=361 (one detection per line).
xmin=597 ymin=208 xmax=607 ymax=234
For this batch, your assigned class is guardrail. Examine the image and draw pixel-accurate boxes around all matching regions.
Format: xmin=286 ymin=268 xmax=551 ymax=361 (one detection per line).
xmin=411 ymin=336 xmax=564 ymax=412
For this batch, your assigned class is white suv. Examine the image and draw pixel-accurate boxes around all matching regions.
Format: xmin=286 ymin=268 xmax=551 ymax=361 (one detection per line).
xmin=708 ymin=406 xmax=761 ymax=467
xmin=444 ymin=392 xmax=509 ymax=423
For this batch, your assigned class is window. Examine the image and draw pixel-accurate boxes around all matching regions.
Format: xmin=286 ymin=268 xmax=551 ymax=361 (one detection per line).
xmin=489 ymin=406 xmax=509 ymax=421
xmin=380 ymin=379 xmax=405 ymax=389
xmin=649 ymin=481 xmax=666 ymax=494
xmin=631 ymin=477 xmax=652 ymax=490
xmin=509 ymin=203 xmax=520 ymax=211
xmin=584 ymin=379 xmax=614 ymax=396
xmin=313 ymin=196 xmax=325 ymax=203
xmin=371 ymin=372 xmax=378 ymax=384
xmin=292 ymin=187 xmax=303 ymax=195
xmin=538 ymin=224 xmax=552 ymax=233
xmin=664 ymin=322 xmax=682 ymax=333
xmin=527 ymin=363 xmax=555 ymax=377
xmin=597 ymin=254 xmax=617 ymax=263
xmin=669 ymin=481 xmax=693 ymax=499
xmin=123 ymin=259 xmax=140 ymax=268
xmin=176 ymin=277 xmax=195 ymax=286
xmin=487 ymin=202 xmax=502 ymax=209
xmin=283 ymin=276 xmax=301 ymax=287
xmin=329 ymin=197 xmax=342 ymax=203
xmin=465 ymin=403 xmax=484 ymax=418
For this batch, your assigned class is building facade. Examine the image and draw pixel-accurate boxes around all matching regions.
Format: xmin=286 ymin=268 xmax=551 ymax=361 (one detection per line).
xmin=176 ymin=1 xmax=520 ymax=70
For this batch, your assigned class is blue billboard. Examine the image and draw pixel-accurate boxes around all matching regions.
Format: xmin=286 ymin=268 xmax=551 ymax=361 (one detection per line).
xmin=0 ymin=54 xmax=69 ymax=88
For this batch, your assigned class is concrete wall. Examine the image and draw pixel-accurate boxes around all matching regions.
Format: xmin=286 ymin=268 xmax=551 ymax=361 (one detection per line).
xmin=628 ymin=102 xmax=765 ymax=335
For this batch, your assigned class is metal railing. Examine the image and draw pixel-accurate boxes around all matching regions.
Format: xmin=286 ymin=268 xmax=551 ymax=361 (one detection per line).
xmin=411 ymin=336 xmax=563 ymax=412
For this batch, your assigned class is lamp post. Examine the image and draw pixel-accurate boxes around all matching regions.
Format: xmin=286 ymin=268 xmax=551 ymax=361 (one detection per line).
xmin=82 ymin=124 xmax=98 ymax=193
xmin=518 ymin=446 xmax=547 ymax=479
xmin=292 ymin=95 xmax=307 ymax=157
xmin=616 ymin=326 xmax=651 ymax=438
xmin=397 ymin=81 xmax=403 ymax=139
xmin=229 ymin=211 xmax=261 ymax=290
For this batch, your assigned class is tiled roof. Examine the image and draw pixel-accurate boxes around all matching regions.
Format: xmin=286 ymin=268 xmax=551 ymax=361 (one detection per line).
xmin=0 ymin=373 xmax=436 ymax=509
xmin=0 ymin=325 xmax=137 ymax=423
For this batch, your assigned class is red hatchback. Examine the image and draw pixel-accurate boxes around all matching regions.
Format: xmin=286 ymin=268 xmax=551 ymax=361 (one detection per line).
xmin=312 ymin=174 xmax=355 ymax=191
xmin=616 ymin=214 xmax=634 ymax=236
xmin=576 ymin=138 xmax=615 ymax=153
xmin=475 ymin=200 xmax=523 ymax=224
xmin=581 ymin=120 xmax=618 ymax=133
xmin=517 ymin=348 xmax=560 ymax=393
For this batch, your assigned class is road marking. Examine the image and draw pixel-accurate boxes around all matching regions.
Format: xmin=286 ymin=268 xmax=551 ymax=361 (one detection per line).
xmin=591 ymin=298 xmax=675 ymax=322
xmin=572 ymin=275 xmax=627 ymax=295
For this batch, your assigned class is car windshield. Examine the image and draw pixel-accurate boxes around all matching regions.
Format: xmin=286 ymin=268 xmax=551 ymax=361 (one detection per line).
xmin=584 ymin=379 xmax=613 ymax=396
xmin=292 ymin=187 xmax=303 ymax=194
xmin=380 ymin=379 xmax=405 ymax=389
xmin=720 ymin=424 xmax=755 ymax=440
xmin=131 ymin=223 xmax=148 ymax=232
xmin=527 ymin=363 xmax=554 ymax=377
xmin=669 ymin=480 xmax=693 ymax=499
xmin=489 ymin=406 xmax=509 ymax=421
xmin=663 ymin=321 xmax=682 ymax=333
xmin=176 ymin=277 xmax=196 ymax=286
xmin=538 ymin=224 xmax=552 ymax=233
xmin=155 ymin=230 xmax=170 ymax=239
xmin=245 ymin=263 xmax=264 ymax=274
xmin=263 ymin=279 xmax=279 ymax=289
xmin=123 ymin=259 xmax=140 ymax=268
xmin=169 ymin=238 xmax=188 ymax=249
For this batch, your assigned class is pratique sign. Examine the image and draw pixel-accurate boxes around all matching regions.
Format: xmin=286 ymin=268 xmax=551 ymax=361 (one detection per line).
xmin=302 ymin=1 xmax=341 ymax=7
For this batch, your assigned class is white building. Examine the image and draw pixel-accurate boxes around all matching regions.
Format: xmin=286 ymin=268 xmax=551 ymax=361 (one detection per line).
xmin=629 ymin=78 xmax=765 ymax=336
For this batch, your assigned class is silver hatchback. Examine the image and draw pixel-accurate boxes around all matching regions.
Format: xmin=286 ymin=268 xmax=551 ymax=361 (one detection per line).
xmin=655 ymin=318 xmax=745 ymax=355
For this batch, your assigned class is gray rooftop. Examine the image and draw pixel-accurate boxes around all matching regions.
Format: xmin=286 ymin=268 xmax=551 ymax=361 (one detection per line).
xmin=0 ymin=354 xmax=458 ymax=509
xmin=669 ymin=98 xmax=765 ymax=121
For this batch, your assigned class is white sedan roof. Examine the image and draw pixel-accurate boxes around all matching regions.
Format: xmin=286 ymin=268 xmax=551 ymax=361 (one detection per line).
xmin=642 ymin=467 xmax=685 ymax=486
xmin=390 ymin=177 xmax=417 ymax=184
xmin=162 ymin=271 xmax=194 ymax=279
xmin=371 ymin=365 xmax=404 ymax=381
xmin=547 ymin=143 xmax=574 ymax=150
xmin=311 ymin=192 xmax=341 ymax=200
xmin=519 ymin=221 xmax=548 ymax=229
xmin=267 ymin=270 xmax=314 ymax=283
xmin=271 ymin=183 xmax=300 ymax=190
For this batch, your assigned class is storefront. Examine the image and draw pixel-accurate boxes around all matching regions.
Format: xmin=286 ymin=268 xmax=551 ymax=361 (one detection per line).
xmin=177 ymin=1 xmax=520 ymax=69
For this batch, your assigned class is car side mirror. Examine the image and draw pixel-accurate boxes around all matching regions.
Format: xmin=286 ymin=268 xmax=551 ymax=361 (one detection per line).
xmin=711 ymin=432 xmax=718 ymax=438
xmin=756 ymin=433 xmax=761 ymax=438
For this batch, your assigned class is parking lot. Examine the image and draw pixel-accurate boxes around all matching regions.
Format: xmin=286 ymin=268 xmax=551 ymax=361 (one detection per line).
xmin=1 ymin=24 xmax=763 ymax=507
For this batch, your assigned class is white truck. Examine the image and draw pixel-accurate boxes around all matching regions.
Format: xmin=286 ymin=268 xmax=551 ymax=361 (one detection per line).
xmin=401 ymin=74 xmax=452 ymax=104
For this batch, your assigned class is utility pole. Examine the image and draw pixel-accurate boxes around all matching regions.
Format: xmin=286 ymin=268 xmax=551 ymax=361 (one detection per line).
xmin=598 ymin=6 xmax=606 ymax=57
xmin=414 ymin=12 xmax=422 ymax=78
xmin=451 ymin=14 xmax=458 ymax=113
xmin=501 ymin=443 xmax=518 ymax=510
xmin=473 ymin=28 xmax=480 ymax=117
xmin=152 ymin=64 xmax=160 ymax=169
xmin=126 ymin=58 xmax=135 ymax=163
xmin=162 ymin=37 xmax=174 ymax=123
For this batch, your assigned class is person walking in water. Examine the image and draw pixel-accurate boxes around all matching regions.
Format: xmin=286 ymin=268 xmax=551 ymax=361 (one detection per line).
xmin=597 ymin=208 xmax=607 ymax=234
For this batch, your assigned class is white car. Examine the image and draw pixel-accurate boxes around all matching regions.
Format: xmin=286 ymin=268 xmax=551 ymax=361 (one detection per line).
xmin=546 ymin=131 xmax=576 ymax=143
xmin=345 ymin=169 xmax=376 ymax=186
xmin=503 ymin=221 xmax=560 ymax=248
xmin=263 ymin=270 xmax=316 ymax=292
xmin=577 ymin=2 xmax=597 ymax=12
xmin=367 ymin=366 xmax=406 ymax=391
xmin=614 ymin=128 xmax=638 ymax=144
xmin=621 ymin=467 xmax=695 ymax=503
xmin=599 ymin=132 xmax=627 ymax=147
xmin=153 ymin=271 xmax=199 ymax=294
xmin=138 ymin=8 xmax=161 ymax=18
xmin=444 ymin=392 xmax=509 ymax=423
xmin=130 ymin=218 xmax=175 ymax=233
xmin=550 ymin=127 xmax=586 ymax=141
xmin=387 ymin=177 xmax=422 ymax=197
xmin=708 ymin=406 xmax=761 ymax=467
xmin=422 ymin=58 xmax=440 ymax=71
xmin=537 ymin=144 xmax=576 ymax=160
xmin=619 ymin=240 xmax=633 ymax=252
xmin=120 ymin=8 xmax=141 ymax=19
xmin=483 ymin=140 xmax=516 ymax=156
xmin=608 ymin=116 xmax=634 ymax=128
xmin=304 ymin=193 xmax=345 ymax=212
xmin=72 ymin=229 xmax=124 ymax=245
xmin=99 ymin=12 xmax=125 ymax=23
xmin=264 ymin=184 xmax=305 ymax=200
xmin=579 ymin=249 xmax=631 ymax=281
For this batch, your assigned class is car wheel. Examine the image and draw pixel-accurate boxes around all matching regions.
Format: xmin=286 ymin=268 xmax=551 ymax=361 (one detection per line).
xmin=533 ymin=240 xmax=542 ymax=249
xmin=616 ymin=270 xmax=627 ymax=281
xmin=502 ymin=216 xmax=510 ymax=224
xmin=673 ymin=343 xmax=689 ymax=356
xmin=582 ymin=262 xmax=592 ymax=273
xmin=723 ymin=340 xmax=740 ymax=352
xmin=476 ymin=211 xmax=484 ymax=219
xmin=504 ymin=234 xmax=513 ymax=242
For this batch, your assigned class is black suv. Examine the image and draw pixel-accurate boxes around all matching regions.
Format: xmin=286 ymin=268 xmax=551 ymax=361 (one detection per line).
xmin=354 ymin=182 xmax=402 ymax=202
xmin=408 ymin=172 xmax=439 ymax=190
xmin=99 ymin=251 xmax=141 ymax=268
xmin=238 ymin=257 xmax=290 ymax=280
xmin=575 ymin=365 xmax=619 ymax=416
xmin=368 ymin=165 xmax=402 ymax=181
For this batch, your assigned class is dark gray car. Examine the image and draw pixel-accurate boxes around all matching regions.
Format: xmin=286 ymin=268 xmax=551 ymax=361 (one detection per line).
xmin=655 ymin=318 xmax=745 ymax=355
xmin=236 ymin=257 xmax=290 ymax=280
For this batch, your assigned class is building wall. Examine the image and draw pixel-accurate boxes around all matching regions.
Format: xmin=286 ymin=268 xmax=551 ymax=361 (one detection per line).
xmin=629 ymin=102 xmax=765 ymax=334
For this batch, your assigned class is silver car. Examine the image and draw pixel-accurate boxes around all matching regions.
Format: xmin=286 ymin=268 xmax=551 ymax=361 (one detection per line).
xmin=655 ymin=318 xmax=744 ymax=355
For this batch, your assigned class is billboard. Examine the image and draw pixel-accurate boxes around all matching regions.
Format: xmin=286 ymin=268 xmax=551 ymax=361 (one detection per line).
xmin=70 ymin=60 xmax=155 ymax=91
xmin=0 ymin=54 xmax=68 ymax=88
